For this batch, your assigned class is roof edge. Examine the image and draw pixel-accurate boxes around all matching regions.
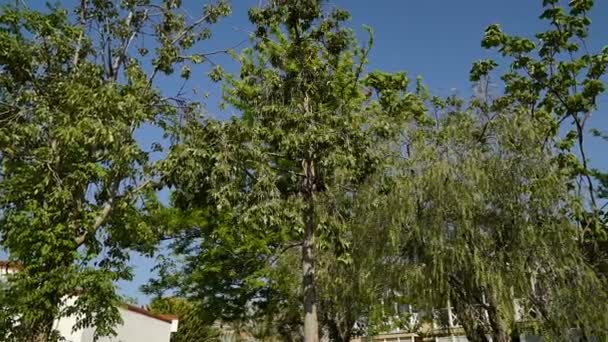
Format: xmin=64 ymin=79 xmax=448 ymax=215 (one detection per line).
xmin=122 ymin=304 xmax=178 ymax=324
xmin=0 ymin=260 xmax=23 ymax=270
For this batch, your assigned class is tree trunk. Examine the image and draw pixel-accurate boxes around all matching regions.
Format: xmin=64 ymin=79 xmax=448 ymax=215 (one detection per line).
xmin=33 ymin=332 xmax=50 ymax=342
xmin=488 ymin=312 xmax=510 ymax=342
xmin=302 ymin=196 xmax=319 ymax=342
xmin=27 ymin=318 xmax=53 ymax=342
xmin=342 ymin=327 xmax=352 ymax=342
xmin=302 ymin=158 xmax=319 ymax=342
xmin=323 ymin=311 xmax=352 ymax=342
xmin=454 ymin=304 xmax=490 ymax=342
xmin=486 ymin=291 xmax=510 ymax=342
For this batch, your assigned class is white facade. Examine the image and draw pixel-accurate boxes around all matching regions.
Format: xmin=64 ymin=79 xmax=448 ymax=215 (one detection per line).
xmin=0 ymin=262 xmax=17 ymax=277
xmin=54 ymin=303 xmax=178 ymax=342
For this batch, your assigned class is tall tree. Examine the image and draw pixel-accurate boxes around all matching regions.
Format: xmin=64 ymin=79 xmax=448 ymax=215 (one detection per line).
xmin=157 ymin=1 xmax=424 ymax=341
xmin=0 ymin=1 xmax=229 ymax=340
xmin=466 ymin=0 xmax=608 ymax=338
xmin=381 ymin=0 xmax=608 ymax=338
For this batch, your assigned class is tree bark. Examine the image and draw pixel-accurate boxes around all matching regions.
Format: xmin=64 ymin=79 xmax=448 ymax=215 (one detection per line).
xmin=454 ymin=304 xmax=490 ymax=342
xmin=486 ymin=291 xmax=510 ymax=342
xmin=28 ymin=317 xmax=54 ymax=342
xmin=302 ymin=157 xmax=319 ymax=342
xmin=302 ymin=195 xmax=319 ymax=342
xmin=322 ymin=309 xmax=353 ymax=342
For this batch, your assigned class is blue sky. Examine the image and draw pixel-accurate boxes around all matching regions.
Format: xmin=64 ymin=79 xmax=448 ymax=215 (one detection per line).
xmin=15 ymin=0 xmax=608 ymax=303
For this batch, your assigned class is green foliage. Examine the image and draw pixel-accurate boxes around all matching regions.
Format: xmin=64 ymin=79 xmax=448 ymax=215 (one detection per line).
xmin=153 ymin=2 xmax=608 ymax=340
xmin=466 ymin=2 xmax=608 ymax=337
xmin=0 ymin=1 xmax=229 ymax=340
xmin=388 ymin=0 xmax=608 ymax=339
xmin=154 ymin=0 xmax=424 ymax=340
xmin=474 ymin=0 xmax=608 ymax=221
xmin=389 ymin=96 xmax=608 ymax=340
xmin=2 ymin=1 xmax=606 ymax=342
xmin=149 ymin=297 xmax=222 ymax=342
xmin=315 ymin=175 xmax=416 ymax=340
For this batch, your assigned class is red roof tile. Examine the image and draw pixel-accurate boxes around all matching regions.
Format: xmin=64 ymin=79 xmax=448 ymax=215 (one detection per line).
xmin=123 ymin=304 xmax=178 ymax=324
xmin=0 ymin=260 xmax=23 ymax=270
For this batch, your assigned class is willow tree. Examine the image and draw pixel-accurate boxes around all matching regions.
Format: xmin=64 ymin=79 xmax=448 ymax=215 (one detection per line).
xmin=379 ymin=0 xmax=608 ymax=339
xmin=473 ymin=1 xmax=608 ymax=295
xmin=0 ymin=1 xmax=229 ymax=341
xmin=159 ymin=1 xmax=423 ymax=341
xmin=374 ymin=90 xmax=608 ymax=341
xmin=464 ymin=0 xmax=608 ymax=338
xmin=314 ymin=188 xmax=411 ymax=341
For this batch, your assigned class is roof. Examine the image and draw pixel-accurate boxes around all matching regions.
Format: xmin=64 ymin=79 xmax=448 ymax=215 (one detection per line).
xmin=123 ymin=304 xmax=178 ymax=324
xmin=0 ymin=260 xmax=23 ymax=271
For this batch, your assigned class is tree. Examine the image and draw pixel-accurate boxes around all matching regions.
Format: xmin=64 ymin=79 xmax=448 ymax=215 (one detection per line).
xmin=470 ymin=0 xmax=608 ymax=236
xmin=377 ymin=0 xmax=608 ymax=339
xmin=0 ymin=1 xmax=229 ymax=340
xmin=379 ymin=89 xmax=608 ymax=341
xmin=465 ymin=0 xmax=608 ymax=338
xmin=157 ymin=1 xmax=424 ymax=341
xmin=149 ymin=297 xmax=222 ymax=342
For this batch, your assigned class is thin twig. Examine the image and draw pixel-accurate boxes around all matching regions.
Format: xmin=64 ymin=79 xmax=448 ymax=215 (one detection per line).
xmin=72 ymin=0 xmax=87 ymax=67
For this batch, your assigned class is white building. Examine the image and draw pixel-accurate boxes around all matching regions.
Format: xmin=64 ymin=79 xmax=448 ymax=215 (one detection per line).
xmin=54 ymin=300 xmax=179 ymax=342
xmin=0 ymin=261 xmax=178 ymax=342
xmin=352 ymin=301 xmax=539 ymax=342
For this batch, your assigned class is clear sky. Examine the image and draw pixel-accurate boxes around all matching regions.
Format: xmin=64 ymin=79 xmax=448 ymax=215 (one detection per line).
xmin=22 ymin=0 xmax=608 ymax=304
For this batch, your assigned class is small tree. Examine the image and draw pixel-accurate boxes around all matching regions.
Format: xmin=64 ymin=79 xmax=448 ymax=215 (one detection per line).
xmin=149 ymin=297 xmax=222 ymax=342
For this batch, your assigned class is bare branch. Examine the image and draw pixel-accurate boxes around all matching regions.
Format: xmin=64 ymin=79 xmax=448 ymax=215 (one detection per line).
xmin=111 ymin=10 xmax=143 ymax=81
xmin=72 ymin=0 xmax=87 ymax=67
xmin=268 ymin=242 xmax=303 ymax=266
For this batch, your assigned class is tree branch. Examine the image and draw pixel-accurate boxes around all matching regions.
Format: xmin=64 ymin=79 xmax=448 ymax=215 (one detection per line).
xmin=170 ymin=12 xmax=213 ymax=46
xmin=111 ymin=10 xmax=142 ymax=81
xmin=268 ymin=242 xmax=303 ymax=266
xmin=75 ymin=179 xmax=154 ymax=247
xmin=72 ymin=0 xmax=87 ymax=67
xmin=75 ymin=199 xmax=113 ymax=247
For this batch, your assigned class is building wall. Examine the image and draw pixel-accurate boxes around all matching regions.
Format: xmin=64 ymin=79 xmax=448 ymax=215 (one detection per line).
xmin=0 ymin=265 xmax=17 ymax=278
xmin=435 ymin=336 xmax=469 ymax=342
xmin=54 ymin=303 xmax=84 ymax=342
xmin=53 ymin=299 xmax=175 ymax=342
xmin=80 ymin=306 xmax=173 ymax=342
